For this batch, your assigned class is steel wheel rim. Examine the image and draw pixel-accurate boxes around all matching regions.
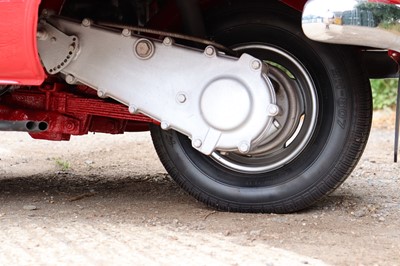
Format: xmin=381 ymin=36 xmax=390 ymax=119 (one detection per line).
xmin=210 ymin=44 xmax=318 ymax=173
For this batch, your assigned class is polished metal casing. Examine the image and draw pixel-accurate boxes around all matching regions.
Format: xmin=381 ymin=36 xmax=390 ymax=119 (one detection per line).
xmin=302 ymin=0 xmax=400 ymax=51
xmin=38 ymin=17 xmax=278 ymax=156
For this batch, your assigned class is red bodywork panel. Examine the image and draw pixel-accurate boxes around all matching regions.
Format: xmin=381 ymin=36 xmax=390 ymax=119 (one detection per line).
xmin=0 ymin=0 xmax=45 ymax=85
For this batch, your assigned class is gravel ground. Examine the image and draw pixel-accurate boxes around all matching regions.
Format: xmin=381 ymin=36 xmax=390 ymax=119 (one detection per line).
xmin=0 ymin=110 xmax=399 ymax=265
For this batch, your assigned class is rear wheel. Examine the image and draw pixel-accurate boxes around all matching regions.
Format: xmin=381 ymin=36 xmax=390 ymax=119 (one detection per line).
xmin=150 ymin=2 xmax=372 ymax=213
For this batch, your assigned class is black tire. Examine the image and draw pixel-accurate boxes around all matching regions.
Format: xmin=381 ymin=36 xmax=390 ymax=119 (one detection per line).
xmin=150 ymin=1 xmax=372 ymax=213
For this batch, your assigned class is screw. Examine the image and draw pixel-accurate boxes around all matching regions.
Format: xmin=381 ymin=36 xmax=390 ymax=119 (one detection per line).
xmin=163 ymin=37 xmax=173 ymax=46
xmin=177 ymin=93 xmax=187 ymax=103
xmin=122 ymin=29 xmax=131 ymax=37
xmin=128 ymin=105 xmax=138 ymax=114
xmin=267 ymin=104 xmax=280 ymax=116
xmin=238 ymin=142 xmax=250 ymax=154
xmin=65 ymin=75 xmax=77 ymax=84
xmin=251 ymin=60 xmax=262 ymax=70
xmin=82 ymin=18 xmax=91 ymax=27
xmin=161 ymin=121 xmax=170 ymax=130
xmin=205 ymin=46 xmax=216 ymax=57
xmin=193 ymin=139 xmax=202 ymax=148
xmin=50 ymin=37 xmax=57 ymax=43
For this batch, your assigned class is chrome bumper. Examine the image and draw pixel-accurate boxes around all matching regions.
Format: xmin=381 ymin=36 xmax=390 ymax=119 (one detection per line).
xmin=302 ymin=0 xmax=400 ymax=51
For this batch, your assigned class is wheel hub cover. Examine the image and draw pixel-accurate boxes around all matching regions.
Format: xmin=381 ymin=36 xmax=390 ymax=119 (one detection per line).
xmin=201 ymin=78 xmax=251 ymax=131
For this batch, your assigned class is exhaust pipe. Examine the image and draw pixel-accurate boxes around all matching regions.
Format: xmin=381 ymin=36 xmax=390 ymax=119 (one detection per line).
xmin=0 ymin=120 xmax=49 ymax=132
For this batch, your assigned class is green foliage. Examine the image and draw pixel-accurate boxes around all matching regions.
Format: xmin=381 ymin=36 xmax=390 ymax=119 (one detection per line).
xmin=357 ymin=2 xmax=400 ymax=25
xmin=55 ymin=158 xmax=71 ymax=171
xmin=370 ymin=79 xmax=398 ymax=110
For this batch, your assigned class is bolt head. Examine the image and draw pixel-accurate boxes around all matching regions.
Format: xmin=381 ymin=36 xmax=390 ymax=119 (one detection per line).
xmin=193 ymin=139 xmax=203 ymax=148
xmin=163 ymin=37 xmax=173 ymax=46
xmin=134 ymin=39 xmax=154 ymax=59
xmin=251 ymin=60 xmax=262 ymax=70
xmin=36 ymin=30 xmax=48 ymax=40
xmin=238 ymin=142 xmax=250 ymax=154
xmin=122 ymin=29 xmax=131 ymax=37
xmin=268 ymin=104 xmax=280 ymax=117
xmin=97 ymin=90 xmax=105 ymax=98
xmin=82 ymin=18 xmax=91 ymax=27
xmin=128 ymin=105 xmax=137 ymax=114
xmin=177 ymin=93 xmax=187 ymax=103
xmin=205 ymin=46 xmax=216 ymax=56
xmin=160 ymin=121 xmax=170 ymax=130
xmin=137 ymin=42 xmax=150 ymax=55
xmin=65 ymin=75 xmax=76 ymax=84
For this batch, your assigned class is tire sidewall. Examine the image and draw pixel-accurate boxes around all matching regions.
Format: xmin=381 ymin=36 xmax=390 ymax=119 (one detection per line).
xmin=152 ymin=7 xmax=370 ymax=211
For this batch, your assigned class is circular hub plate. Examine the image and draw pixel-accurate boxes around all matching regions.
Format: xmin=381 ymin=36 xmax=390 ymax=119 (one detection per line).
xmin=200 ymin=78 xmax=251 ymax=131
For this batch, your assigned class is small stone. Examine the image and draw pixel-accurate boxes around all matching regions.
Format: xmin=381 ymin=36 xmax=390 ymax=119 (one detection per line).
xmin=378 ymin=217 xmax=385 ymax=222
xmin=353 ymin=210 xmax=366 ymax=218
xmin=85 ymin=160 xmax=94 ymax=165
xmin=224 ymin=230 xmax=231 ymax=236
xmin=249 ymin=229 xmax=262 ymax=237
xmin=23 ymin=205 xmax=38 ymax=211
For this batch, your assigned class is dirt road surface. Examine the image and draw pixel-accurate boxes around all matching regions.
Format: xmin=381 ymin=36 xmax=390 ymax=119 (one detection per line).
xmin=1 ymin=110 xmax=399 ymax=265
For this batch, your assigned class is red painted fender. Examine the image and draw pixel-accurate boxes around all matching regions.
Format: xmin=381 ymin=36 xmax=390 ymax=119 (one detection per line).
xmin=0 ymin=0 xmax=45 ymax=85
